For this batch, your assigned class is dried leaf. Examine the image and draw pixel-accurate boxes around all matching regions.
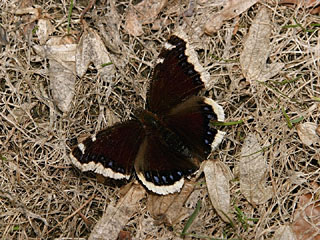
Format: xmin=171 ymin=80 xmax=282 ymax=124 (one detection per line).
xmin=274 ymin=225 xmax=297 ymax=240
xmin=134 ymin=0 xmax=168 ymax=25
xmin=125 ymin=10 xmax=144 ymax=37
xmin=33 ymin=36 xmax=77 ymax=113
xmin=125 ymin=0 xmax=168 ymax=36
xmin=292 ymin=193 xmax=320 ymax=240
xmin=6 ymin=102 xmax=37 ymax=124
xmin=203 ymin=160 xmax=233 ymax=222
xmin=89 ymin=183 xmax=146 ymax=240
xmin=279 ymin=0 xmax=318 ymax=8
xmin=239 ymin=133 xmax=272 ymax=205
xmin=36 ymin=18 xmax=54 ymax=45
xmin=296 ymin=122 xmax=320 ymax=146
xmin=97 ymin=5 xmax=122 ymax=54
xmin=76 ymin=28 xmax=114 ymax=79
xmin=240 ymin=7 xmax=284 ymax=83
xmin=0 ymin=25 xmax=8 ymax=45
xmin=204 ymin=0 xmax=258 ymax=35
xmin=147 ymin=181 xmax=194 ymax=225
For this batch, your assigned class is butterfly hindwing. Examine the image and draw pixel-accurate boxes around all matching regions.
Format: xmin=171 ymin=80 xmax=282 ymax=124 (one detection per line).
xmin=134 ymin=133 xmax=199 ymax=195
xmin=147 ymin=32 xmax=209 ymax=115
xmin=164 ymin=96 xmax=225 ymax=159
xmin=70 ymin=120 xmax=145 ymax=179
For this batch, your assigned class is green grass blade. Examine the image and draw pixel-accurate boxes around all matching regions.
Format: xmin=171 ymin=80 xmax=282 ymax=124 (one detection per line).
xmin=181 ymin=200 xmax=201 ymax=237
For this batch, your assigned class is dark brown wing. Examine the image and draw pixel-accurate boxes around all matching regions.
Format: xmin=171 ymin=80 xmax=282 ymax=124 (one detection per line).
xmin=134 ymin=134 xmax=199 ymax=195
xmin=164 ymin=96 xmax=225 ymax=159
xmin=147 ymin=32 xmax=208 ymax=115
xmin=70 ymin=120 xmax=145 ymax=179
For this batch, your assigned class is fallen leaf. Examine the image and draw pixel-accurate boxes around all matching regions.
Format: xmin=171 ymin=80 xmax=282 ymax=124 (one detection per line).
xmin=15 ymin=6 xmax=41 ymax=43
xmin=125 ymin=10 xmax=144 ymax=37
xmin=118 ymin=230 xmax=131 ymax=240
xmin=0 ymin=25 xmax=8 ymax=45
xmin=5 ymin=102 xmax=37 ymax=124
xmin=297 ymin=122 xmax=320 ymax=146
xmin=291 ymin=193 xmax=320 ymax=240
xmin=89 ymin=183 xmax=146 ymax=240
xmin=204 ymin=0 xmax=259 ymax=35
xmin=134 ymin=0 xmax=168 ymax=25
xmin=97 ymin=3 xmax=122 ymax=54
xmin=76 ymin=27 xmax=114 ymax=79
xmin=239 ymin=133 xmax=273 ymax=205
xmin=240 ymin=7 xmax=285 ymax=83
xmin=33 ymin=36 xmax=77 ymax=113
xmin=184 ymin=0 xmax=196 ymax=17
xmin=203 ymin=160 xmax=233 ymax=222
xmin=273 ymin=225 xmax=297 ymax=240
xmin=36 ymin=18 xmax=54 ymax=45
xmin=147 ymin=181 xmax=195 ymax=225
xmin=279 ymin=0 xmax=318 ymax=8
xmin=125 ymin=0 xmax=168 ymax=36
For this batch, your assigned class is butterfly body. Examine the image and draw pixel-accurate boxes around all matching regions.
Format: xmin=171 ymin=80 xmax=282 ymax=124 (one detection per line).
xmin=70 ymin=31 xmax=225 ymax=195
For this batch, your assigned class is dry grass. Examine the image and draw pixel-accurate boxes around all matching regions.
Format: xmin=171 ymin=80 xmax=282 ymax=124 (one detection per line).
xmin=0 ymin=0 xmax=319 ymax=239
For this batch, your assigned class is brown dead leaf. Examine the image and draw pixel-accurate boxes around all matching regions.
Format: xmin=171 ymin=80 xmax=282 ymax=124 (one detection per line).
xmin=204 ymin=0 xmax=259 ymax=35
xmin=240 ymin=7 xmax=284 ymax=84
xmin=125 ymin=0 xmax=168 ymax=36
xmin=76 ymin=27 xmax=114 ymax=79
xmin=203 ymin=160 xmax=233 ymax=222
xmin=6 ymin=102 xmax=37 ymax=124
xmin=239 ymin=133 xmax=273 ymax=205
xmin=297 ymin=122 xmax=320 ymax=146
xmin=279 ymin=0 xmax=319 ymax=8
xmin=89 ymin=183 xmax=146 ymax=240
xmin=292 ymin=193 xmax=320 ymax=240
xmin=274 ymin=225 xmax=297 ymax=240
xmin=147 ymin=181 xmax=194 ymax=225
xmin=36 ymin=18 xmax=54 ymax=45
xmin=33 ymin=36 xmax=77 ymax=113
xmin=125 ymin=10 xmax=144 ymax=37
xmin=118 ymin=230 xmax=132 ymax=240
xmin=317 ymin=124 xmax=320 ymax=136
xmin=0 ymin=25 xmax=8 ymax=45
xmin=97 ymin=3 xmax=122 ymax=54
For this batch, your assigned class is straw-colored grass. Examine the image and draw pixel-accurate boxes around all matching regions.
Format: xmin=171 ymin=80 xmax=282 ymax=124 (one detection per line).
xmin=0 ymin=0 xmax=319 ymax=239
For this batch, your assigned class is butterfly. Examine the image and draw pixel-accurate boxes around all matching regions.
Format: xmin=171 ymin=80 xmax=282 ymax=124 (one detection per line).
xmin=70 ymin=31 xmax=225 ymax=195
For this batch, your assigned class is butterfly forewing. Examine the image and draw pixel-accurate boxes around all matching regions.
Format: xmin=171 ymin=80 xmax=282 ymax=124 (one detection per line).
xmin=147 ymin=33 xmax=207 ymax=115
xmin=70 ymin=120 xmax=145 ymax=179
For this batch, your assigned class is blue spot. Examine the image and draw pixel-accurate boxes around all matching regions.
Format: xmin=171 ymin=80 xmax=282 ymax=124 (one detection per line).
xmin=117 ymin=167 xmax=124 ymax=173
xmin=180 ymin=61 xmax=187 ymax=67
xmin=177 ymin=171 xmax=183 ymax=177
xmin=178 ymin=53 xmax=184 ymax=59
xmin=161 ymin=175 xmax=168 ymax=184
xmin=187 ymin=69 xmax=194 ymax=75
xmin=107 ymin=161 xmax=113 ymax=167
xmin=169 ymin=174 xmax=174 ymax=181
xmin=207 ymin=114 xmax=213 ymax=119
xmin=145 ymin=171 xmax=151 ymax=181
xmin=178 ymin=46 xmax=185 ymax=52
xmin=153 ymin=175 xmax=160 ymax=184
xmin=204 ymin=139 xmax=210 ymax=145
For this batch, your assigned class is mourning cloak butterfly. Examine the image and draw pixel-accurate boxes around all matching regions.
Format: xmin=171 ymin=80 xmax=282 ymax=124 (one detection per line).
xmin=70 ymin=31 xmax=225 ymax=195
